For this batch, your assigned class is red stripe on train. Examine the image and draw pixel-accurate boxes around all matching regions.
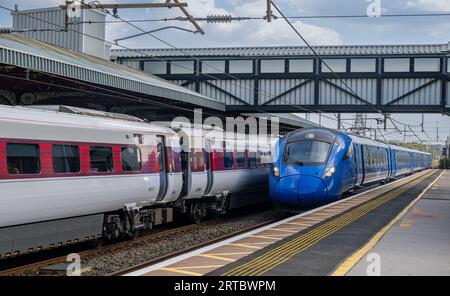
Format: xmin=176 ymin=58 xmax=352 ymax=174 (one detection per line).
xmin=0 ymin=138 xmax=162 ymax=180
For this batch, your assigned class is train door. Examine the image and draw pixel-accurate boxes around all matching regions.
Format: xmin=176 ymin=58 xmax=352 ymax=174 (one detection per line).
xmin=156 ymin=136 xmax=168 ymax=201
xmin=180 ymin=142 xmax=190 ymax=196
xmin=354 ymin=143 xmax=364 ymax=186
xmin=204 ymin=139 xmax=214 ymax=195
xmin=391 ymin=149 xmax=396 ymax=178
xmin=385 ymin=148 xmax=390 ymax=180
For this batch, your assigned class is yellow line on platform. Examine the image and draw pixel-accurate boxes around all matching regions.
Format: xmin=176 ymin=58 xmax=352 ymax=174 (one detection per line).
xmin=158 ymin=268 xmax=203 ymax=276
xmin=196 ymin=254 xmax=236 ymax=262
xmin=266 ymin=228 xmax=299 ymax=233
xmin=285 ymin=222 xmax=313 ymax=227
xmin=330 ymin=170 xmax=444 ymax=276
xmin=207 ymin=252 xmax=252 ymax=256
xmin=301 ymin=217 xmax=327 ymax=221
xmin=158 ymin=264 xmax=225 ymax=276
xmin=226 ymin=244 xmax=264 ymax=249
xmin=250 ymin=235 xmax=285 ymax=240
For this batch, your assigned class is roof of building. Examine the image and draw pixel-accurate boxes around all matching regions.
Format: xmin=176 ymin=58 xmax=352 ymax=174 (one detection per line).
xmin=111 ymin=43 xmax=449 ymax=59
xmin=0 ymin=34 xmax=225 ymax=111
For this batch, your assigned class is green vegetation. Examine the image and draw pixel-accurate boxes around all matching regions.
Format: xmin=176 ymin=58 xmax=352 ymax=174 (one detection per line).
xmin=388 ymin=141 xmax=430 ymax=152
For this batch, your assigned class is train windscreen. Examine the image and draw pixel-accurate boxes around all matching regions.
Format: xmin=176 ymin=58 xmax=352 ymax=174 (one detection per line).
xmin=284 ymin=141 xmax=331 ymax=166
xmin=283 ymin=129 xmax=336 ymax=166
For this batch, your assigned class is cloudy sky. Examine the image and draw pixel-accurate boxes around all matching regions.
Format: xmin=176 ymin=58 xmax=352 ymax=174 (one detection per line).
xmin=2 ymin=0 xmax=449 ymax=47
xmin=0 ymin=0 xmax=449 ymax=144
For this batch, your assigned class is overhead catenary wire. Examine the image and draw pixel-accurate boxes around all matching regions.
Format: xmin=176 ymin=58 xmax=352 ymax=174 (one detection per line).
xmin=69 ymin=0 xmax=345 ymax=126
xmin=76 ymin=0 xmax=284 ymax=106
xmin=1 ymin=3 xmax=445 ymax=141
xmin=75 ymin=0 xmax=387 ymax=129
xmin=2 ymin=1 xmax=387 ymax=129
xmin=0 ymin=4 xmax=275 ymax=121
xmin=3 ymin=2 xmax=426 ymax=137
xmin=70 ymin=12 xmax=450 ymax=25
xmin=269 ymin=0 xmax=382 ymax=116
xmin=0 ymin=71 xmax=300 ymax=132
xmin=0 ymin=3 xmax=336 ymax=134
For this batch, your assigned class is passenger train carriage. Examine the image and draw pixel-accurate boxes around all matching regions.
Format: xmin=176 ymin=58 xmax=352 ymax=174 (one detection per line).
xmin=0 ymin=105 xmax=271 ymax=258
xmin=270 ymin=127 xmax=432 ymax=208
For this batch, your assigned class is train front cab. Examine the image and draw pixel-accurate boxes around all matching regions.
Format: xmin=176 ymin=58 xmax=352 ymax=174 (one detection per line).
xmin=270 ymin=128 xmax=355 ymax=208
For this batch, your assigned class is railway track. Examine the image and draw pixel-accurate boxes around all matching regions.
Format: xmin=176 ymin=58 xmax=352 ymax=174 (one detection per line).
xmin=0 ymin=224 xmax=198 ymax=276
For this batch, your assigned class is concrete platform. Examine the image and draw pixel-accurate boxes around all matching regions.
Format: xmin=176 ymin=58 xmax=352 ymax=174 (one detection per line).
xmin=347 ymin=170 xmax=450 ymax=276
xmin=125 ymin=170 xmax=444 ymax=276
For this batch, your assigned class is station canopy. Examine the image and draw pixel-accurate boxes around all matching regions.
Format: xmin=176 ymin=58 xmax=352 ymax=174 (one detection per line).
xmin=0 ymin=34 xmax=224 ymax=115
xmin=0 ymin=34 xmax=316 ymax=132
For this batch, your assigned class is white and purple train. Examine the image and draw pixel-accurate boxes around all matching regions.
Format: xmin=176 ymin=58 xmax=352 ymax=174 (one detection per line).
xmin=0 ymin=105 xmax=272 ymax=258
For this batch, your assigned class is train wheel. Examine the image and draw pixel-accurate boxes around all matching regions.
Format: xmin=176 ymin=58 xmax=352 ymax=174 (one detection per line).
xmin=190 ymin=201 xmax=207 ymax=224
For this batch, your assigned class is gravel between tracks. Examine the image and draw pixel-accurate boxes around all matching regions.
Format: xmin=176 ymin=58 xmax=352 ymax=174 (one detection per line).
xmin=83 ymin=208 xmax=280 ymax=276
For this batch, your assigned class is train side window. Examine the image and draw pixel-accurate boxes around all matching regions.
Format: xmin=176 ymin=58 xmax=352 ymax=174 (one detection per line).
xmin=224 ymin=151 xmax=234 ymax=169
xmin=372 ymin=149 xmax=375 ymax=166
xmin=90 ymin=146 xmax=114 ymax=173
xmin=343 ymin=144 xmax=352 ymax=160
xmin=248 ymin=152 xmax=257 ymax=168
xmin=53 ymin=145 xmax=80 ymax=173
xmin=191 ymin=150 xmax=206 ymax=172
xmin=363 ymin=146 xmax=370 ymax=167
xmin=236 ymin=152 xmax=246 ymax=168
xmin=6 ymin=143 xmax=41 ymax=175
xmin=121 ymin=147 xmax=142 ymax=172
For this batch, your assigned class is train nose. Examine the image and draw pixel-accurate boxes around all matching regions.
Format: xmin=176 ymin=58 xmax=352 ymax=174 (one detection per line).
xmin=272 ymin=174 xmax=301 ymax=205
xmin=297 ymin=175 xmax=328 ymax=204
xmin=272 ymin=174 xmax=328 ymax=206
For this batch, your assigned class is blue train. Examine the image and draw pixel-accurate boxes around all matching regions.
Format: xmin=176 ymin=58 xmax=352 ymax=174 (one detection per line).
xmin=269 ymin=127 xmax=432 ymax=208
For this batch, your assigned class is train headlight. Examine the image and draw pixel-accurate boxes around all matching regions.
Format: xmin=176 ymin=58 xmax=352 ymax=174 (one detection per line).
xmin=325 ymin=166 xmax=336 ymax=178
xmin=273 ymin=166 xmax=280 ymax=177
